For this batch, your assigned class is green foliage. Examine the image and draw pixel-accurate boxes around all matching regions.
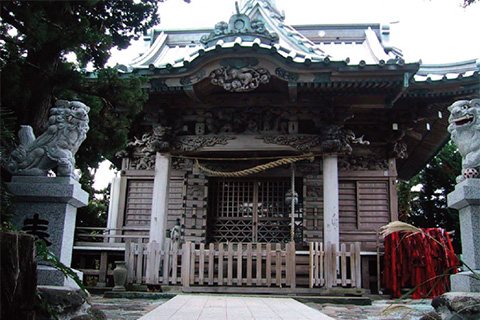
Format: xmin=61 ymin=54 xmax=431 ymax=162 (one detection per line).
xmin=1 ymin=0 xmax=156 ymax=170
xmin=35 ymin=240 xmax=86 ymax=292
xmin=0 ymin=109 xmax=17 ymax=226
xmin=397 ymin=140 xmax=462 ymax=251
xmin=76 ymin=184 xmax=110 ymax=228
xmin=1 ymin=1 xmax=157 ymax=227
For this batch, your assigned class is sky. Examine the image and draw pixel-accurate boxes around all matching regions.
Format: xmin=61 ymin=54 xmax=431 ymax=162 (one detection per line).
xmin=95 ymin=0 xmax=480 ymax=189
xmin=109 ymin=0 xmax=480 ymax=66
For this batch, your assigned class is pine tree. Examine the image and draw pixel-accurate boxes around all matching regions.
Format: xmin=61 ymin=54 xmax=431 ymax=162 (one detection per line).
xmin=398 ymin=141 xmax=462 ymax=251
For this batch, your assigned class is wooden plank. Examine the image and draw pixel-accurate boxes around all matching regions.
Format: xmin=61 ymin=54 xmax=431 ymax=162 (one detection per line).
xmin=266 ymin=243 xmax=272 ymax=287
xmin=218 ymin=243 xmax=224 ymax=285
xmin=275 ymin=243 xmax=281 ymax=287
xmin=208 ymin=243 xmax=214 ymax=285
xmin=256 ymin=243 xmax=262 ymax=286
xmin=349 ymin=243 xmax=356 ymax=288
xmin=154 ymin=241 xmax=162 ymax=284
xmin=135 ymin=242 xmax=144 ymax=285
xmin=319 ymin=242 xmax=324 ymax=286
xmin=199 ymin=243 xmax=205 ymax=285
xmin=309 ymin=242 xmax=314 ymax=288
xmin=246 ymin=243 xmax=252 ymax=286
xmin=227 ymin=242 xmax=233 ymax=286
xmin=325 ymin=242 xmax=331 ymax=288
xmin=289 ymin=242 xmax=296 ymax=289
xmin=355 ymin=242 xmax=362 ymax=289
xmin=171 ymin=242 xmax=178 ymax=284
xmin=163 ymin=239 xmax=171 ymax=285
xmin=341 ymin=243 xmax=347 ymax=287
xmin=125 ymin=243 xmax=133 ymax=284
xmin=189 ymin=242 xmax=195 ymax=285
xmin=331 ymin=242 xmax=337 ymax=287
xmin=145 ymin=241 xmax=154 ymax=284
xmin=237 ymin=243 xmax=243 ymax=285
xmin=315 ymin=242 xmax=321 ymax=287
xmin=182 ymin=242 xmax=191 ymax=287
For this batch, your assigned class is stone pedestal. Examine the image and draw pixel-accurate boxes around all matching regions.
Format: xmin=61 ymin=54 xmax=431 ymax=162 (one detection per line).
xmin=447 ymin=178 xmax=480 ymax=292
xmin=8 ymin=176 xmax=88 ymax=286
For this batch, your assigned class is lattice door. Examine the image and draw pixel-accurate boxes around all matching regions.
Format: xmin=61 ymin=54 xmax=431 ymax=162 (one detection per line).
xmin=207 ymin=179 xmax=302 ymax=243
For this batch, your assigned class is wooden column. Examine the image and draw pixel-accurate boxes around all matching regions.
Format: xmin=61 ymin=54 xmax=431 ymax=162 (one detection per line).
xmin=106 ymin=175 xmax=121 ymax=243
xmin=149 ymin=153 xmax=171 ymax=247
xmin=323 ymin=154 xmax=339 ymax=249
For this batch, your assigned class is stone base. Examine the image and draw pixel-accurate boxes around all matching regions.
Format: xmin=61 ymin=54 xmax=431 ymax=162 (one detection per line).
xmin=430 ymin=292 xmax=480 ymax=320
xmin=451 ymin=271 xmax=480 ymax=292
xmin=36 ymin=286 xmax=106 ymax=320
xmin=38 ymin=265 xmax=83 ymax=288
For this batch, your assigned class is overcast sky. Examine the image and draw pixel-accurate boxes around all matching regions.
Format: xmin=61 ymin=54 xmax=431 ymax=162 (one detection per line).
xmin=109 ymin=0 xmax=480 ymax=67
xmin=98 ymin=0 xmax=479 ymax=189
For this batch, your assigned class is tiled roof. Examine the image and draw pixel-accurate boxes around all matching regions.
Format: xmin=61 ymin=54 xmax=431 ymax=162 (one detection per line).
xmin=126 ymin=0 xmax=405 ymax=72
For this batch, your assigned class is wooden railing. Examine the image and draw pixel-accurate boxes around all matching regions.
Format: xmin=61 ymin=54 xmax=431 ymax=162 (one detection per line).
xmin=125 ymin=240 xmax=361 ymax=289
xmin=75 ymin=227 xmax=149 ymax=244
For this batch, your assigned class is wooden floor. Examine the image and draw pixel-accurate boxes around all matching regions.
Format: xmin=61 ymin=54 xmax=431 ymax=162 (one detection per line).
xmin=138 ymin=294 xmax=334 ymax=320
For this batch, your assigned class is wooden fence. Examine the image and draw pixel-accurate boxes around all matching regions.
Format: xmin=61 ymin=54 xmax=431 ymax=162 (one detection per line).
xmin=309 ymin=242 xmax=361 ymax=289
xmin=125 ymin=240 xmax=361 ymax=289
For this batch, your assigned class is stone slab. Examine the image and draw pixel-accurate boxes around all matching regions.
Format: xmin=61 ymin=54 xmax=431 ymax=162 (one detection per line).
xmin=138 ymin=294 xmax=334 ymax=320
xmin=447 ymin=178 xmax=480 ymax=272
xmin=448 ymin=178 xmax=480 ymax=210
xmin=9 ymin=176 xmax=88 ymax=207
xmin=451 ymin=271 xmax=480 ymax=292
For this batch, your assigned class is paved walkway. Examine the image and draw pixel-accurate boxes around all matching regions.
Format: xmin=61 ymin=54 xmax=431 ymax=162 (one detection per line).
xmin=91 ymin=294 xmax=434 ymax=320
xmin=138 ymin=294 xmax=334 ymax=320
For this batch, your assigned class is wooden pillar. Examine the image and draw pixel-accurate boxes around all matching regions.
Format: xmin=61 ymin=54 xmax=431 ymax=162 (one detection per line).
xmin=323 ymin=154 xmax=339 ymax=249
xmin=149 ymin=153 xmax=171 ymax=247
xmin=106 ymin=175 xmax=121 ymax=243
xmin=97 ymin=251 xmax=108 ymax=287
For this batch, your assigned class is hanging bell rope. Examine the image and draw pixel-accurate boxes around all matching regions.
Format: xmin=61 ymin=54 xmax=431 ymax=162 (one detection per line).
xmin=195 ymin=153 xmax=315 ymax=178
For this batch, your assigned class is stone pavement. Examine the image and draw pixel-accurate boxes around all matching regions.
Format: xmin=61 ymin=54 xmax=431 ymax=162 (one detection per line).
xmin=91 ymin=294 xmax=434 ymax=320
xmin=138 ymin=294 xmax=334 ymax=320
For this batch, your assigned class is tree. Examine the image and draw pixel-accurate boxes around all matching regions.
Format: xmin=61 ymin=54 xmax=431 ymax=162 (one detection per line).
xmin=397 ymin=140 xmax=462 ymax=251
xmin=1 ymin=0 xmax=159 ymax=133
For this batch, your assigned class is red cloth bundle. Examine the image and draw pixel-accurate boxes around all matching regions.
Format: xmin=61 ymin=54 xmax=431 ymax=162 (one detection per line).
xmin=383 ymin=228 xmax=460 ymax=299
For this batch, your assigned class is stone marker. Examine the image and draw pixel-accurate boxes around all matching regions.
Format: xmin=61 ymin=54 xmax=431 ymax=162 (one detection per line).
xmin=447 ymin=98 xmax=480 ymax=292
xmin=6 ymin=100 xmax=90 ymax=286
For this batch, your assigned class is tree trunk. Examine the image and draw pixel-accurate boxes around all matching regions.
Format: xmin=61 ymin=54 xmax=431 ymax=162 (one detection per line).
xmin=17 ymin=47 xmax=60 ymax=135
xmin=0 ymin=230 xmax=37 ymax=320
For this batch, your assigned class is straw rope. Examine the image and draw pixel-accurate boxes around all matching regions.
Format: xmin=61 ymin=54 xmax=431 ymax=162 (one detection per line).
xmin=195 ymin=153 xmax=315 ymax=177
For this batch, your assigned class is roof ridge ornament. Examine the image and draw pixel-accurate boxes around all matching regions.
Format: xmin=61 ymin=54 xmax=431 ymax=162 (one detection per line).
xmin=200 ymin=1 xmax=279 ymax=46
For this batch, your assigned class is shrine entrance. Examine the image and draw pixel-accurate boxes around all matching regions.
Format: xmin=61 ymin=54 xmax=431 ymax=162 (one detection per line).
xmin=207 ymin=178 xmax=303 ymax=243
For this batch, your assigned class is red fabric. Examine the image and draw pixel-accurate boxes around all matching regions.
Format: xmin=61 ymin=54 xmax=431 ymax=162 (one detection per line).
xmin=383 ymin=228 xmax=460 ymax=299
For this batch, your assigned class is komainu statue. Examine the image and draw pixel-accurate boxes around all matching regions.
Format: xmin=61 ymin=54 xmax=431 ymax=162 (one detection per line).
xmin=7 ymin=100 xmax=90 ymax=178
xmin=447 ymin=98 xmax=480 ymax=182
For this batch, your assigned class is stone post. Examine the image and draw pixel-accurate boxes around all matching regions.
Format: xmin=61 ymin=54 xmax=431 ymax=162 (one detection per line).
xmin=149 ymin=153 xmax=171 ymax=247
xmin=323 ymin=154 xmax=339 ymax=249
xmin=8 ymin=176 xmax=88 ymax=286
xmin=448 ymin=178 xmax=480 ymax=292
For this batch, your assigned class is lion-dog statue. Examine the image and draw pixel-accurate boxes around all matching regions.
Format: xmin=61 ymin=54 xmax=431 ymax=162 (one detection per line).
xmin=7 ymin=100 xmax=90 ymax=178
xmin=447 ymin=98 xmax=480 ymax=183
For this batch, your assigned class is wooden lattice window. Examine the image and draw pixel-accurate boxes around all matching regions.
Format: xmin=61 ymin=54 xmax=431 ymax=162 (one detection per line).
xmin=207 ymin=178 xmax=303 ymax=243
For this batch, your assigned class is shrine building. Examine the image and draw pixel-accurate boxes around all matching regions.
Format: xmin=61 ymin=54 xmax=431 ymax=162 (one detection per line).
xmin=75 ymin=0 xmax=479 ymax=291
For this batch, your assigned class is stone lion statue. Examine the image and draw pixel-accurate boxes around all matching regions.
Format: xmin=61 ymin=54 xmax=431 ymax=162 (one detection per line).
xmin=7 ymin=100 xmax=90 ymax=178
xmin=447 ymin=99 xmax=480 ymax=182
